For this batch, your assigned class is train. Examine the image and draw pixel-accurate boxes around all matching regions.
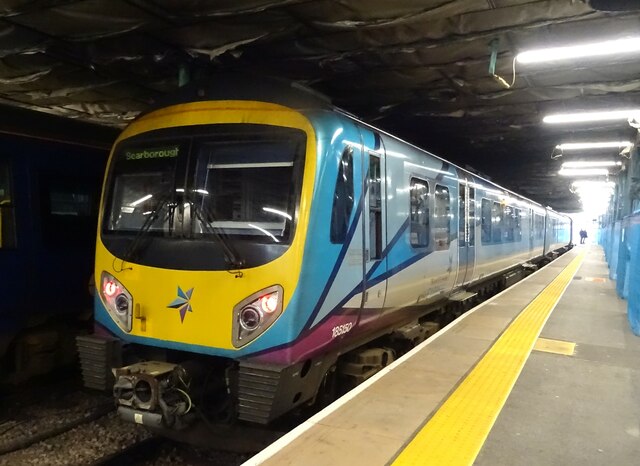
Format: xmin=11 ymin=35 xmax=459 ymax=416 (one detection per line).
xmin=78 ymin=76 xmax=572 ymax=437
xmin=0 ymin=130 xmax=108 ymax=383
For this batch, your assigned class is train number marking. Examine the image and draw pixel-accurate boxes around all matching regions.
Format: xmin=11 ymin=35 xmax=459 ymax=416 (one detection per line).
xmin=332 ymin=322 xmax=354 ymax=339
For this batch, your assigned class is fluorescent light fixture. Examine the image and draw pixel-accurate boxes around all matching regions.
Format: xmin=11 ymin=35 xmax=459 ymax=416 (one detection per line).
xmin=516 ymin=37 xmax=640 ymax=64
xmin=558 ymin=168 xmax=609 ymax=176
xmin=555 ymin=141 xmax=631 ymax=150
xmin=129 ymin=194 xmax=153 ymax=206
xmin=544 ymin=109 xmax=640 ymax=124
xmin=561 ymin=161 xmax=622 ymax=168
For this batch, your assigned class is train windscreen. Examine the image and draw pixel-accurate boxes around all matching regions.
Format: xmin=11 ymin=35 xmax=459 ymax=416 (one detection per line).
xmin=104 ymin=125 xmax=306 ymax=246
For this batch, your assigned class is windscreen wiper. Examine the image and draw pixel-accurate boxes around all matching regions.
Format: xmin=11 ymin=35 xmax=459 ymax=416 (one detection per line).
xmin=187 ymin=197 xmax=244 ymax=270
xmin=119 ymin=193 xmax=173 ymax=268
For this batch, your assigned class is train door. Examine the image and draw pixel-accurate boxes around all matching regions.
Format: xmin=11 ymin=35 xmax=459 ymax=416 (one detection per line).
xmin=455 ymin=177 xmax=476 ymax=287
xmin=360 ymin=144 xmax=387 ymax=324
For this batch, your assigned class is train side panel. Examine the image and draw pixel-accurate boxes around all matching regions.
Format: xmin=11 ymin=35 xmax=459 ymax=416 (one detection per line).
xmin=381 ymin=135 xmax=457 ymax=310
xmin=0 ymin=136 xmax=106 ymax=370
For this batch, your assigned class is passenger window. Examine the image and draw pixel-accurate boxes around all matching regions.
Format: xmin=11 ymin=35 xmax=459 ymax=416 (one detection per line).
xmin=330 ymin=147 xmax=354 ymax=244
xmin=481 ymin=198 xmax=491 ymax=244
xmin=39 ymin=175 xmax=98 ymax=249
xmin=492 ymin=201 xmax=503 ymax=243
xmin=368 ymin=154 xmax=382 ymax=260
xmin=0 ymin=161 xmax=16 ymax=249
xmin=410 ymin=178 xmax=429 ymax=248
xmin=49 ymin=189 xmax=92 ymax=217
xmin=434 ymin=184 xmax=450 ymax=250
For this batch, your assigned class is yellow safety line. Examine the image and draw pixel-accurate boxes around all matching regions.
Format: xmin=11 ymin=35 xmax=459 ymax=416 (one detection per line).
xmin=392 ymin=251 xmax=585 ymax=466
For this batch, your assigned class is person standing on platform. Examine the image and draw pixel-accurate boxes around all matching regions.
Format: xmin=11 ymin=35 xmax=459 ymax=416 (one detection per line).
xmin=579 ymin=229 xmax=587 ymax=244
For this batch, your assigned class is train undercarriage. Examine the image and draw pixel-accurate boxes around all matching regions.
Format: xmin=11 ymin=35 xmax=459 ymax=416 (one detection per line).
xmin=77 ymin=250 xmax=569 ymax=448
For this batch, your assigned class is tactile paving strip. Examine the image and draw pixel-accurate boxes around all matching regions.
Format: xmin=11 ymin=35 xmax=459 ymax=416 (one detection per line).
xmin=392 ymin=251 xmax=586 ymax=466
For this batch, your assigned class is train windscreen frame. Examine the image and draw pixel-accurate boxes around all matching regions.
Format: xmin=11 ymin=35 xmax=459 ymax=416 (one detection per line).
xmin=101 ymin=124 xmax=307 ymax=270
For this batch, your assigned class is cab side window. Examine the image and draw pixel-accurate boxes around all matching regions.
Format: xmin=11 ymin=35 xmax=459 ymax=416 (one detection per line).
xmin=330 ymin=147 xmax=354 ymax=243
xmin=0 ymin=161 xmax=17 ymax=249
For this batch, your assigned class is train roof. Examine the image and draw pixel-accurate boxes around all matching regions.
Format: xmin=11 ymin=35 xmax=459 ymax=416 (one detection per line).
xmin=141 ymin=74 xmax=333 ymax=116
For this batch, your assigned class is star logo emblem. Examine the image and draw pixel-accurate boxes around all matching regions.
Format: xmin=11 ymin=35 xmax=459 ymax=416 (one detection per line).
xmin=167 ymin=287 xmax=194 ymax=323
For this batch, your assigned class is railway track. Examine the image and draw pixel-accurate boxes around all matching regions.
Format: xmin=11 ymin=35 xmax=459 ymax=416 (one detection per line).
xmin=0 ymin=381 xmax=249 ymax=465
xmin=88 ymin=437 xmax=166 ymax=466
xmin=0 ymin=402 xmax=114 ymax=456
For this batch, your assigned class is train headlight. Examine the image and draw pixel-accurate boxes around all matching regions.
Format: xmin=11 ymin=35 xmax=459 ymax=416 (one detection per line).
xmin=232 ymin=285 xmax=283 ymax=348
xmin=239 ymin=307 xmax=261 ymax=331
xmin=115 ymin=294 xmax=130 ymax=315
xmin=100 ymin=272 xmax=133 ymax=332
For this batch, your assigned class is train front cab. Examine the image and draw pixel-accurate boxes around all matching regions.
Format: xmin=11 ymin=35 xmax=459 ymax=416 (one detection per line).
xmin=86 ymin=101 xmax=363 ymax=430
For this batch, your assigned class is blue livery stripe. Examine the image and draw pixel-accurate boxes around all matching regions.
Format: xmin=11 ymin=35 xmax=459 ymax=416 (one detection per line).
xmin=303 ymin=193 xmax=365 ymax=329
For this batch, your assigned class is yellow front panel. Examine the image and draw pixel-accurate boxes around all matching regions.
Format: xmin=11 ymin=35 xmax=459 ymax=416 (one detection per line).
xmin=96 ymin=101 xmax=317 ymax=351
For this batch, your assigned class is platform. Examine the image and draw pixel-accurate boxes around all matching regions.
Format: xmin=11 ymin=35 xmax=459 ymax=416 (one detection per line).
xmin=243 ymin=245 xmax=640 ymax=466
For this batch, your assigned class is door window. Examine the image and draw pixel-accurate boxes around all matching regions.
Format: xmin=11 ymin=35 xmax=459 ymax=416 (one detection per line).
xmin=410 ymin=177 xmax=429 ymax=248
xmin=468 ymin=188 xmax=475 ymax=245
xmin=458 ymin=185 xmax=466 ymax=247
xmin=368 ymin=154 xmax=382 ymax=260
xmin=434 ymin=184 xmax=450 ymax=250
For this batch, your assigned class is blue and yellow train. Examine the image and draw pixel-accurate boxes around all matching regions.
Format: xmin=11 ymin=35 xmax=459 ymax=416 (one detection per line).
xmin=81 ymin=77 xmax=572 ymax=432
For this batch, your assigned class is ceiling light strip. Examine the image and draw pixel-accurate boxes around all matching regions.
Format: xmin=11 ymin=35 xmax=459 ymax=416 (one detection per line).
xmin=558 ymin=168 xmax=609 ymax=176
xmin=544 ymin=109 xmax=640 ymax=124
xmin=556 ymin=141 xmax=631 ymax=150
xmin=561 ymin=161 xmax=621 ymax=169
xmin=517 ymin=37 xmax=640 ymax=64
